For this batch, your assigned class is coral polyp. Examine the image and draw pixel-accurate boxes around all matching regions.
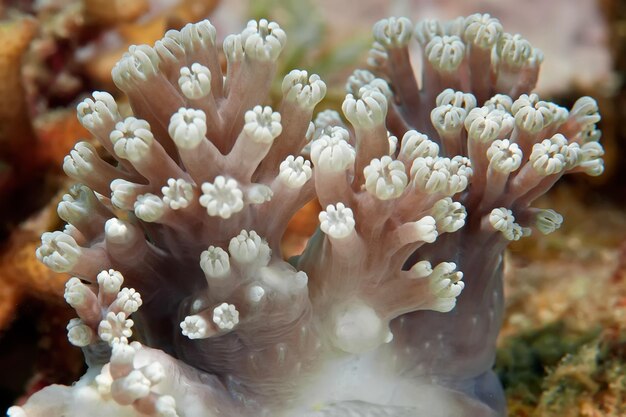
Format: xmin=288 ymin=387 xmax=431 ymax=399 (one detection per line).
xmin=11 ymin=13 xmax=602 ymax=417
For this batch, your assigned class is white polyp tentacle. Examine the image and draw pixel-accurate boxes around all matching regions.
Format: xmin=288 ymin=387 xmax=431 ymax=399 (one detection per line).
xmin=448 ymin=17 xmax=467 ymax=36
xmin=62 ymin=224 xmax=84 ymax=245
xmin=393 ymin=216 xmax=438 ymax=249
xmin=414 ymin=19 xmax=444 ymax=45
xmin=479 ymin=139 xmax=523 ymax=208
xmin=569 ymin=96 xmax=601 ymax=130
xmin=227 ymin=105 xmax=282 ymax=178
xmin=37 ymin=231 xmax=82 ymax=273
xmin=435 ymin=89 xmax=477 ymax=113
xmin=368 ymin=77 xmax=393 ymax=100
xmin=425 ymin=35 xmax=465 ymax=72
xmin=62 ymin=142 xmax=97 ymax=177
xmin=411 ymin=216 xmax=438 ymax=243
xmin=109 ymin=115 xmax=184 ymax=187
xmin=533 ymin=208 xmax=564 ymax=235
xmin=179 ymin=19 xmax=218 ymax=55
xmin=510 ymin=93 xmax=538 ymax=111
xmin=77 ymin=91 xmax=120 ymax=131
xmin=487 ymin=208 xmax=525 ymax=241
xmin=463 ymin=13 xmax=502 ymax=49
xmin=529 ymin=134 xmax=569 ymax=176
xmin=388 ymin=133 xmax=398 ymax=155
xmin=431 ymin=197 xmax=466 ymax=233
xmin=64 ymin=277 xmax=101 ymax=325
xmin=154 ymin=29 xmax=186 ymax=69
xmin=507 ymin=134 xmax=575 ymax=205
xmin=487 ymin=139 xmax=523 ymax=173
xmin=58 ymin=184 xmax=100 ymax=221
xmin=465 ymin=107 xmax=513 ymax=143
xmin=346 ymin=69 xmax=375 ymax=95
xmin=94 ymin=367 xmax=114 ymax=397
xmin=199 ymin=176 xmax=244 ymax=219
xmin=363 ymin=156 xmax=408 ymax=200
xmin=222 ymin=33 xmax=244 ymax=97
xmin=278 ymin=155 xmax=312 ymax=189
xmin=577 ymin=123 xmax=602 ymax=144
xmin=497 ymin=33 xmax=532 ymax=68
xmin=109 ymin=288 xmax=143 ymax=315
xmin=398 ymin=131 xmax=439 ymax=165
xmin=575 ymin=142 xmax=604 ymax=176
xmin=342 ymin=86 xmax=391 ymax=186
xmin=111 ymin=369 xmax=152 ymax=405
xmin=58 ymin=184 xmax=110 ymax=237
xmin=76 ymin=92 xmax=122 ymax=158
xmin=410 ymin=157 xmax=449 ymax=194
xmin=243 ymin=105 xmax=282 ymax=144
xmin=366 ymin=41 xmax=388 ymax=68
xmin=342 ymin=89 xmax=388 ymax=128
xmin=431 ymin=104 xmax=467 ymax=156
xmin=64 ymin=277 xmax=96 ymax=310
xmin=154 ymin=395 xmax=179 ymax=417
xmin=319 ymin=203 xmax=355 ymax=240
xmin=244 ymin=183 xmax=273 ymax=205
xmin=511 ymin=94 xmax=554 ymax=134
xmin=63 ymin=141 xmax=125 ymax=195
xmin=110 ymin=117 xmax=154 ymax=163
xmin=228 ymin=230 xmax=270 ymax=266
xmin=110 ymin=179 xmax=143 ymax=211
xmin=139 ymin=362 xmax=165 ymax=388
xmin=162 ymin=178 xmax=194 ymax=210
xmin=97 ymin=269 xmax=125 ymax=305
xmin=178 ymin=63 xmax=212 ymax=99
xmin=248 ymin=285 xmax=266 ymax=303
xmin=310 ymin=127 xmax=355 ymax=173
xmin=66 ymin=318 xmax=96 ymax=347
xmin=427 ymin=262 xmax=465 ymax=312
xmin=112 ymin=44 xmax=160 ymax=90
xmin=313 ymin=110 xmax=345 ymax=141
xmin=314 ymin=203 xmax=358 ymax=270
xmin=373 ymin=17 xmax=413 ymax=48
xmin=180 ymin=314 xmax=213 ymax=339
xmin=539 ymin=101 xmax=570 ymax=127
xmin=105 ymin=218 xmax=138 ymax=248
xmin=168 ymin=108 xmax=207 ymax=150
xmin=223 ymin=32 xmax=244 ymax=64
xmin=485 ymin=94 xmax=513 ymax=112
xmin=408 ymin=260 xmax=433 ymax=279
xmin=240 ymin=19 xmax=286 ymax=62
xmin=200 ymin=246 xmax=231 ymax=279
xmin=431 ymin=104 xmax=467 ymax=134
xmin=212 ymin=302 xmax=240 ymax=331
xmin=496 ymin=33 xmax=540 ymax=94
xmin=109 ymin=341 xmax=138 ymax=378
xmin=98 ymin=311 xmax=134 ymax=346
xmin=410 ymin=156 xmax=470 ymax=196
xmin=134 ymin=193 xmax=166 ymax=222
xmin=282 ymin=70 xmax=327 ymax=109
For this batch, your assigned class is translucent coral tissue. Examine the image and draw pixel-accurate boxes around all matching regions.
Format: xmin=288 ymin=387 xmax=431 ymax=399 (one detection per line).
xmin=11 ymin=13 xmax=603 ymax=417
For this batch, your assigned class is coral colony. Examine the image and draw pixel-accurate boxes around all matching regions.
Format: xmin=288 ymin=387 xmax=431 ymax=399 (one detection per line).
xmin=10 ymin=13 xmax=603 ymax=417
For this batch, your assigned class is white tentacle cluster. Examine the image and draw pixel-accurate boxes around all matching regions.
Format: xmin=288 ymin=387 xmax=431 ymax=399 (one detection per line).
xmin=200 ymin=176 xmax=244 ymax=218
xmin=363 ymin=156 xmax=408 ymax=200
xmin=319 ymin=203 xmax=356 ymax=239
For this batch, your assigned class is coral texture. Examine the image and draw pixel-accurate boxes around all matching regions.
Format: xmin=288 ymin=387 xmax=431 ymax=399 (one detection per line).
xmin=11 ymin=13 xmax=603 ymax=417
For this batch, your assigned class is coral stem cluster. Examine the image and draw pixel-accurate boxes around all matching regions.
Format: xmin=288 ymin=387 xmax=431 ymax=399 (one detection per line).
xmin=11 ymin=12 xmax=602 ymax=417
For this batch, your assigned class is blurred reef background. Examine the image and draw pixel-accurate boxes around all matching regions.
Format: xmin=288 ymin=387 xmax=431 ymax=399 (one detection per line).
xmin=0 ymin=0 xmax=624 ymax=415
